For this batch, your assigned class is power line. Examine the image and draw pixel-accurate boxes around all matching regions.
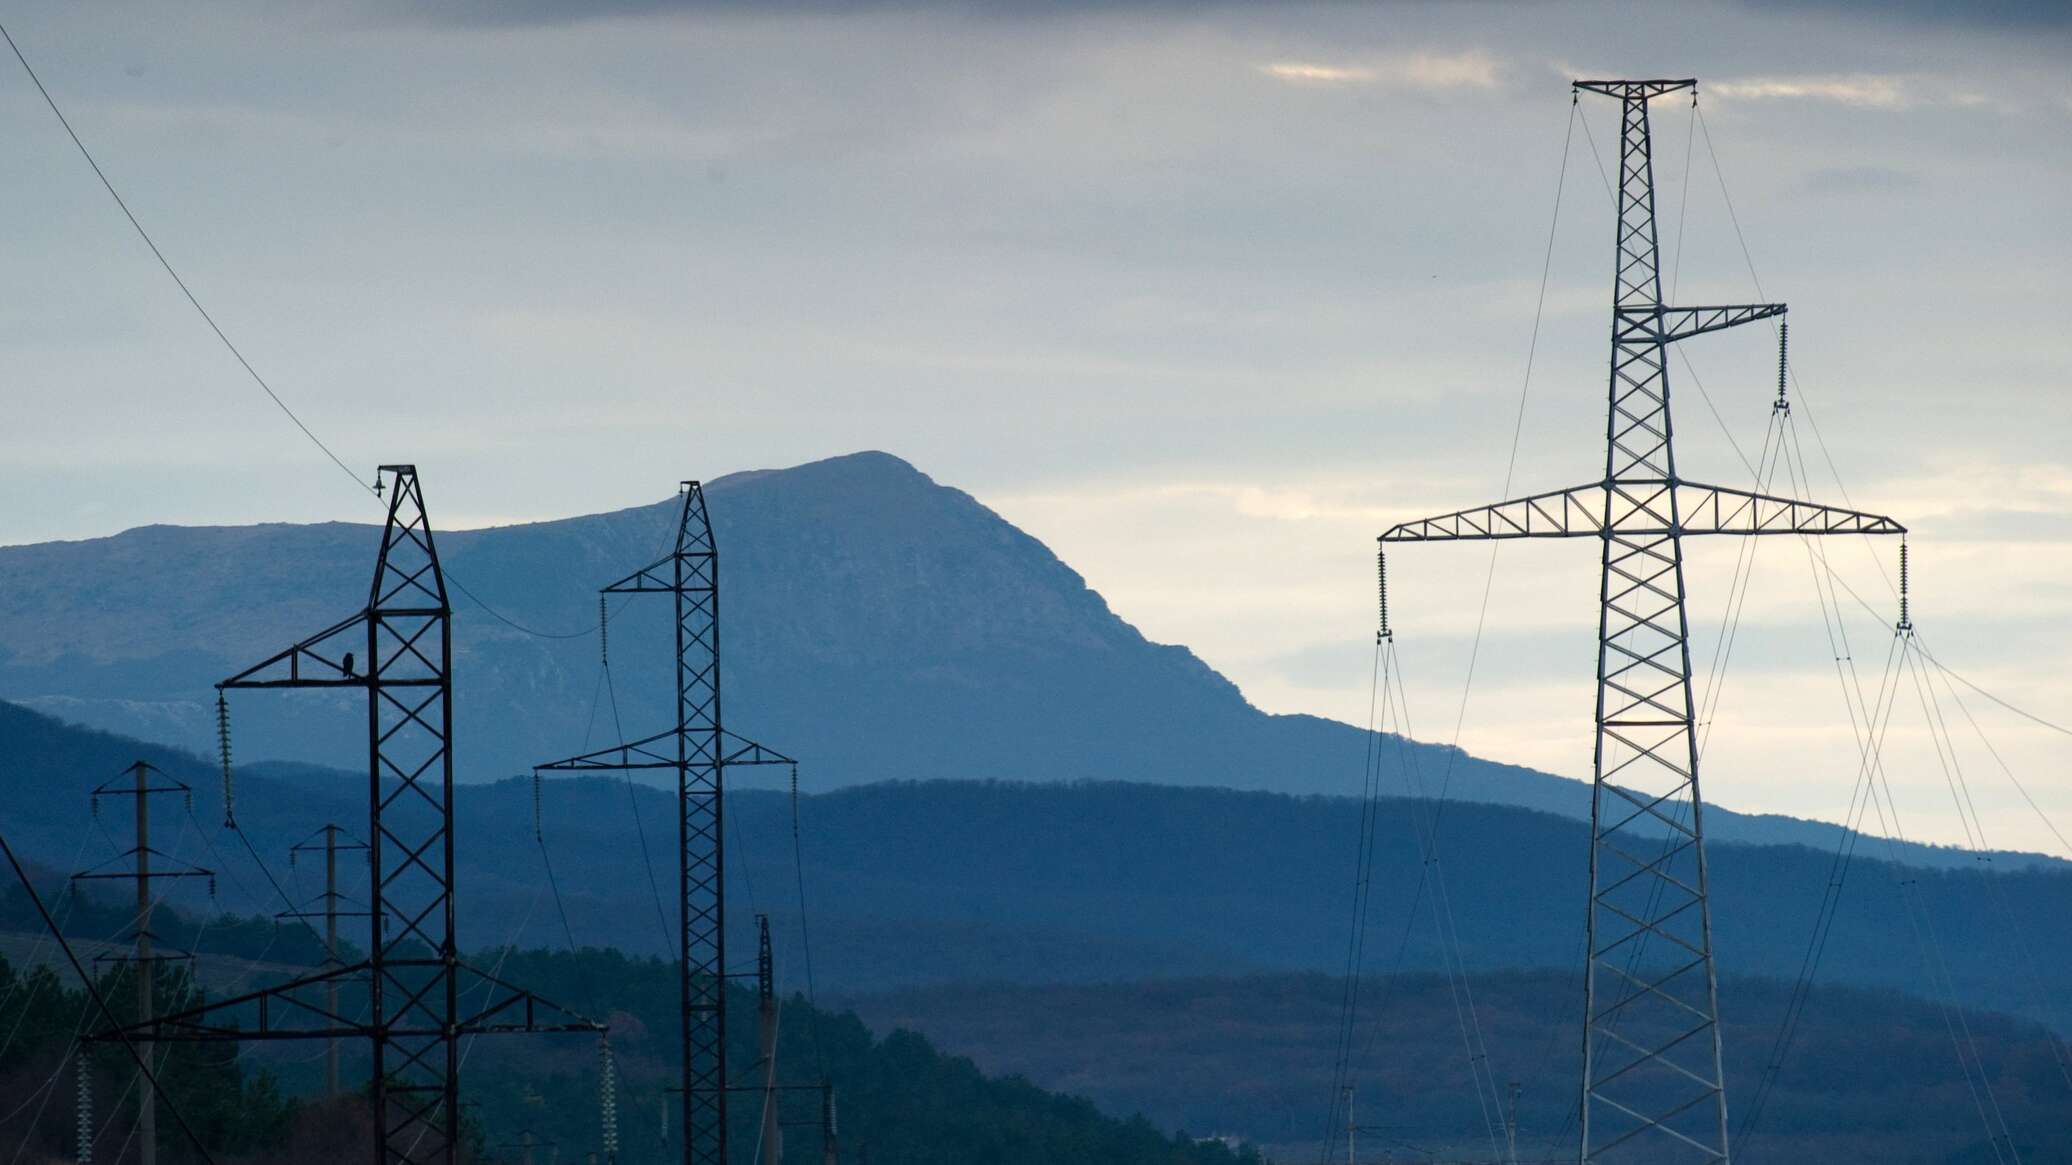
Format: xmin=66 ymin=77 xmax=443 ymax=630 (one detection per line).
xmin=1323 ymin=94 xmax=1582 ymax=1162
xmin=788 ymin=766 xmax=829 ymax=1082
xmin=0 ymin=20 xmax=363 ymax=495
xmin=1685 ymin=98 xmax=2072 ymax=752
xmin=0 ymin=826 xmax=219 ymax=1165
xmin=533 ymin=773 xmax=581 ymax=955
xmin=0 ymin=21 xmax=605 ymax=645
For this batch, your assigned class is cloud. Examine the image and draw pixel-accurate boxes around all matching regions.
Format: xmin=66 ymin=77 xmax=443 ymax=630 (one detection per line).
xmin=1710 ymin=74 xmax=1913 ymax=109
xmin=389 ymin=0 xmax=1358 ymax=28
xmin=1398 ymin=50 xmax=1502 ymax=91
xmin=1803 ymin=164 xmax=1923 ymax=193
xmin=1257 ymin=50 xmax=1501 ymax=92
xmin=381 ymin=0 xmax=2072 ymax=33
xmin=1710 ymin=73 xmax=2025 ymax=113
xmin=1737 ymin=0 xmax=2072 ymax=31
xmin=1259 ymin=62 xmax=1375 ymax=85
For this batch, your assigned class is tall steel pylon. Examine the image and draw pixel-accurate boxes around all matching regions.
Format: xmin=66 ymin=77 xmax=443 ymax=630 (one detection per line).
xmin=93 ymin=465 xmax=600 ymax=1165
xmin=538 ymin=480 xmax=792 ymax=1165
xmin=1379 ymin=79 xmax=1906 ymax=1163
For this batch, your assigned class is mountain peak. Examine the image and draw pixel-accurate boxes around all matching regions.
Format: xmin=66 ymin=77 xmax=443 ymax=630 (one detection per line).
xmin=0 ymin=451 xmax=1246 ymax=782
xmin=711 ymin=449 xmax=928 ymax=494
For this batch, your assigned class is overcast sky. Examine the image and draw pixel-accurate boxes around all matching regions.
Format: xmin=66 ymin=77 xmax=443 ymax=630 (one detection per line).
xmin=1 ymin=0 xmax=2067 ymax=852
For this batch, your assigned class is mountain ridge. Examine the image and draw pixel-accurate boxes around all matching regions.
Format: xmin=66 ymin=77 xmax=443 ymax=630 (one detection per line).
xmin=0 ymin=450 xmax=2051 ymax=870
xmin=3 ymin=700 xmax=2066 ymax=1039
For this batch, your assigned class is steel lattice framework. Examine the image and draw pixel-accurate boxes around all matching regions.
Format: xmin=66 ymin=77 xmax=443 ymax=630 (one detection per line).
xmin=91 ymin=466 xmax=598 ymax=1165
xmin=1379 ymin=80 xmax=1905 ymax=1164
xmin=538 ymin=481 xmax=792 ymax=1165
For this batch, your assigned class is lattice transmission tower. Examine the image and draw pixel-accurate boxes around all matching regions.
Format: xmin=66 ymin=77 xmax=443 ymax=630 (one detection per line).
xmin=1379 ymin=79 xmax=1906 ymax=1163
xmin=91 ymin=465 xmax=600 ymax=1165
xmin=537 ymin=480 xmax=793 ymax=1165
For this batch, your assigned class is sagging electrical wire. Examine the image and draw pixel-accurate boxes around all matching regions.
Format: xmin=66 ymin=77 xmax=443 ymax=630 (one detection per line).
xmin=0 ymin=827 xmax=219 ymax=1164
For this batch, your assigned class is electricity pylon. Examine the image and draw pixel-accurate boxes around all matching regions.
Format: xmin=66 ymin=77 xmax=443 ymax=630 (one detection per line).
xmin=281 ymin=823 xmax=372 ymax=1097
xmin=537 ymin=480 xmax=793 ymax=1165
xmin=755 ymin=914 xmax=784 ymax=1165
xmin=91 ymin=465 xmax=601 ymax=1165
xmin=1379 ymin=79 xmax=1906 ymax=1163
xmin=70 ymin=760 xmax=214 ymax=1165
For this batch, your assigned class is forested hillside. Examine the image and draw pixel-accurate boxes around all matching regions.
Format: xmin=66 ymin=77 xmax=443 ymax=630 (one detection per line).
xmin=4 ymin=696 xmax=2067 ymax=1032
xmin=0 ymin=942 xmax=1262 ymax=1165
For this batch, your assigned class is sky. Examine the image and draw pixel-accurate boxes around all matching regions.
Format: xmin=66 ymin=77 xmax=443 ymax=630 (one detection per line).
xmin=0 ymin=0 xmax=2068 ymax=852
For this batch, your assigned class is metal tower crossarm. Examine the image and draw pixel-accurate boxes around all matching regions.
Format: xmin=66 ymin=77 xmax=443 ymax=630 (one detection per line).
xmin=537 ymin=727 xmax=791 ymax=772
xmin=1381 ymin=482 xmax=1903 ymax=542
xmin=535 ymin=479 xmax=793 ymax=1165
xmin=1378 ymin=81 xmax=1906 ymax=1165
xmin=94 ymin=960 xmax=597 ymax=1042
xmin=1616 ymin=304 xmax=1786 ymax=345
xmin=1574 ymin=79 xmax=1698 ymax=101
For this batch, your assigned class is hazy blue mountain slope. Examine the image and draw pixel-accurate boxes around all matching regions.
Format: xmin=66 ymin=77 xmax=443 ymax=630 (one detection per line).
xmin=844 ymin=971 xmax=2072 ymax=1163
xmin=5 ymin=703 xmax=2065 ymax=1037
xmin=0 ymin=451 xmax=2043 ymax=870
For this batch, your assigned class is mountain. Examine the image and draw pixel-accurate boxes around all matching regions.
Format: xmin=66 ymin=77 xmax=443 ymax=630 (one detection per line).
xmin=6 ymin=703 xmax=2067 ymax=1038
xmin=0 ymin=451 xmax=2043 ymax=870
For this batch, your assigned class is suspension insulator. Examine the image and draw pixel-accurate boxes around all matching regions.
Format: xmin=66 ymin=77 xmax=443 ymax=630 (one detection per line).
xmin=532 ymin=771 xmax=544 ymax=842
xmin=1376 ymin=545 xmax=1393 ymax=643
xmin=599 ymin=597 xmax=609 ymax=668
xmin=1774 ymin=321 xmax=1790 ymax=414
xmin=216 ymin=693 xmax=236 ymax=828
xmin=76 ymin=1056 xmax=93 ymax=1164
xmin=1897 ymin=539 xmax=1913 ymax=634
xmin=599 ymin=1035 xmax=620 ymax=1158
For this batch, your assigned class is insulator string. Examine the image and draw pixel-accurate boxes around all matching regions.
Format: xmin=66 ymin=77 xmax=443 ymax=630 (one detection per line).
xmin=1376 ymin=546 xmax=1393 ymax=642
xmin=215 ymin=693 xmax=235 ymax=828
xmin=599 ymin=1034 xmax=620 ymax=1159
xmin=1898 ymin=538 xmax=1913 ymax=634
xmin=1774 ymin=320 xmax=1790 ymax=413
xmin=76 ymin=1054 xmax=93 ymax=1165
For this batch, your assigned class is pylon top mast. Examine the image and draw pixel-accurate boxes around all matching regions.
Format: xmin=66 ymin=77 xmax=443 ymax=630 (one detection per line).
xmin=1573 ymin=79 xmax=1696 ymax=100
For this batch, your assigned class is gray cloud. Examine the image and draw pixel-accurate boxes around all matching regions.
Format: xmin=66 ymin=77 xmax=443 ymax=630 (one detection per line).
xmin=387 ymin=0 xmax=2072 ymax=31
xmin=1 ymin=0 xmax=2066 ymax=845
xmin=387 ymin=0 xmax=1341 ymax=28
xmin=1739 ymin=0 xmax=2072 ymax=30
xmin=1803 ymin=164 xmax=1923 ymax=193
